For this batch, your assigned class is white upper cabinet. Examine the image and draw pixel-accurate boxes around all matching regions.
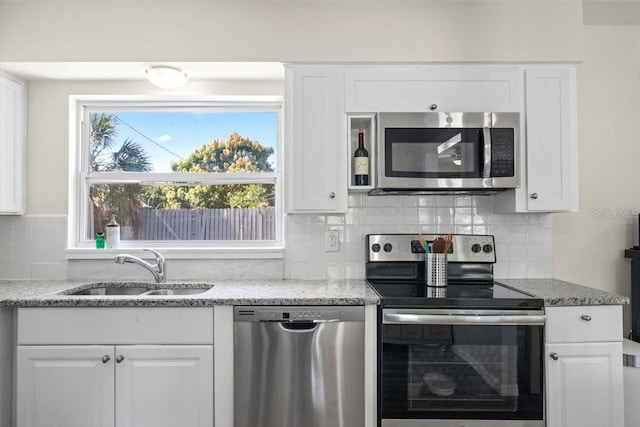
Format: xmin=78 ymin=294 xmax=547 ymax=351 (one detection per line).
xmin=496 ymin=66 xmax=578 ymax=212
xmin=344 ymin=66 xmax=522 ymax=113
xmin=0 ymin=71 xmax=26 ymax=215
xmin=285 ymin=66 xmax=347 ymax=213
xmin=523 ymin=68 xmax=578 ymax=211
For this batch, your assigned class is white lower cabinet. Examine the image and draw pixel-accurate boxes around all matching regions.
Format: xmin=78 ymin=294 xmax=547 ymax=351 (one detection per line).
xmin=16 ymin=308 xmax=214 ymax=427
xmin=545 ymin=342 xmax=623 ymax=427
xmin=116 ymin=345 xmax=213 ymax=427
xmin=17 ymin=345 xmax=213 ymax=427
xmin=17 ymin=346 xmax=115 ymax=427
xmin=545 ymin=305 xmax=624 ymax=427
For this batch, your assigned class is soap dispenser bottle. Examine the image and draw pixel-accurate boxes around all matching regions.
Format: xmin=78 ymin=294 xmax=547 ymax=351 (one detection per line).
xmin=105 ymin=214 xmax=121 ymax=249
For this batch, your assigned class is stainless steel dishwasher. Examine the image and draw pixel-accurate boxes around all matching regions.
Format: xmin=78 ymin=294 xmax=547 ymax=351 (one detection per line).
xmin=233 ymin=306 xmax=365 ymax=427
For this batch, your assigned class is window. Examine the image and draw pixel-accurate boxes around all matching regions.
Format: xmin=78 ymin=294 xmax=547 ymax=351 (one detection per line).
xmin=69 ymin=97 xmax=282 ymax=254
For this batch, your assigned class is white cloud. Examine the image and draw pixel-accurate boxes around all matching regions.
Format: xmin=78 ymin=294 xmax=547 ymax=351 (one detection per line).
xmin=156 ymin=134 xmax=171 ymax=143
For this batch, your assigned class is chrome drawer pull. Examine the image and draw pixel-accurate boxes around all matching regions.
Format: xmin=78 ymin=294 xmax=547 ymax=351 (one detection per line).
xmin=550 ymin=353 xmax=559 ymax=360
xmin=581 ymin=315 xmax=592 ymax=321
xmin=116 ymin=355 xmax=125 ymax=363
xmin=101 ymin=355 xmax=111 ymax=364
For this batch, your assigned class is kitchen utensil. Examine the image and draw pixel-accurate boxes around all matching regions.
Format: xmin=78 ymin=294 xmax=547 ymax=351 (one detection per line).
xmin=418 ymin=234 xmax=430 ymax=253
xmin=443 ymin=234 xmax=453 ymax=254
xmin=431 ymin=237 xmax=445 ymax=254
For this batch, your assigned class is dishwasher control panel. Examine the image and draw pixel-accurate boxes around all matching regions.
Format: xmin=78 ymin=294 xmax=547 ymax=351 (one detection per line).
xmin=234 ymin=306 xmax=364 ymax=322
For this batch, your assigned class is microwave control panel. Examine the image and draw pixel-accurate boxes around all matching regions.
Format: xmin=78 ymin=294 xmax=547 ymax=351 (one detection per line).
xmin=490 ymin=128 xmax=515 ymax=177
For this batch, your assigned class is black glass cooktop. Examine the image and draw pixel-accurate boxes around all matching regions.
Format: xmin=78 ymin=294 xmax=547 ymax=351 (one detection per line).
xmin=369 ymin=281 xmax=544 ymax=309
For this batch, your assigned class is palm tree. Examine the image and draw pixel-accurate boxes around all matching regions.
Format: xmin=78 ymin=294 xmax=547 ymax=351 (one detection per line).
xmin=90 ymin=113 xmax=151 ymax=172
xmin=89 ymin=113 xmax=152 ymax=236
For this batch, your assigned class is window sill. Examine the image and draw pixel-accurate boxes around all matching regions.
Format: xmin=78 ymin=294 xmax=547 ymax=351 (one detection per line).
xmin=65 ymin=246 xmax=284 ymax=260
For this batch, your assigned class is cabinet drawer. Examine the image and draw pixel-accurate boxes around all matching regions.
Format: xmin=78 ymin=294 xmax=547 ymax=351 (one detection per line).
xmin=545 ymin=305 xmax=622 ymax=343
xmin=18 ymin=307 xmax=214 ymax=345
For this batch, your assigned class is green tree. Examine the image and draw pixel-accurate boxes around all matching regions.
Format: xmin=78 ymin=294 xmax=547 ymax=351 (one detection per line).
xmin=144 ymin=132 xmax=274 ymax=209
xmin=89 ymin=113 xmax=152 ymax=231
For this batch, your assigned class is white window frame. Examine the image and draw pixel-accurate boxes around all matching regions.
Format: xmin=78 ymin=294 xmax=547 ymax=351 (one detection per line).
xmin=67 ymin=95 xmax=284 ymax=259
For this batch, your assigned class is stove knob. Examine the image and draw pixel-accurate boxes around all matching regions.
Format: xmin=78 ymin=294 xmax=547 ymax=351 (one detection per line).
xmin=372 ymin=243 xmax=381 ymax=253
xmin=383 ymin=243 xmax=393 ymax=253
xmin=483 ymin=244 xmax=493 ymax=253
xmin=471 ymin=244 xmax=482 ymax=253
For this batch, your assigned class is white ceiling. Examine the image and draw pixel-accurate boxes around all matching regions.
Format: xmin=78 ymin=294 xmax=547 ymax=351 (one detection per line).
xmin=0 ymin=62 xmax=285 ymax=82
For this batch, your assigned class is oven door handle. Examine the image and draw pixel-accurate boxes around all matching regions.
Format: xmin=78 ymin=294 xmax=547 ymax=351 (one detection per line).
xmin=383 ymin=313 xmax=546 ymax=325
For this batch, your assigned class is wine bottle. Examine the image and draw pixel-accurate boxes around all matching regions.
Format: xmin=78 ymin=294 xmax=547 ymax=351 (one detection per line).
xmin=354 ymin=128 xmax=369 ymax=186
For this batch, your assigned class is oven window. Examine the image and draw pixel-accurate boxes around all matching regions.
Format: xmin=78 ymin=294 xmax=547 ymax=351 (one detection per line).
xmin=381 ymin=323 xmax=543 ymax=420
xmin=385 ymin=128 xmax=484 ymax=178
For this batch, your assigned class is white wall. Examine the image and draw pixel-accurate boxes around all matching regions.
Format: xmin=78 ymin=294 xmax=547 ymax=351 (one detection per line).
xmin=0 ymin=0 xmax=583 ymax=63
xmin=552 ymin=25 xmax=640 ymax=301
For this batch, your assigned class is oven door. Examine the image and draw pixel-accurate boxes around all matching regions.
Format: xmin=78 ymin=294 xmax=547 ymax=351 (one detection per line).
xmin=379 ymin=309 xmax=545 ymax=427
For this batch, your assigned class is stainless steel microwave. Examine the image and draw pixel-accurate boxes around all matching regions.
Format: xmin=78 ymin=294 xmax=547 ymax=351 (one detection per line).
xmin=374 ymin=112 xmax=520 ymax=194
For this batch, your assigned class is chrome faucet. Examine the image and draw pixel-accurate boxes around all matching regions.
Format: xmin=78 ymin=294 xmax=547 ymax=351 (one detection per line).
xmin=114 ymin=249 xmax=166 ymax=283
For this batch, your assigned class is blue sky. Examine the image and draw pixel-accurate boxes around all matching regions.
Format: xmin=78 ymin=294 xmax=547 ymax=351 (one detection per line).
xmin=109 ymin=111 xmax=278 ymax=172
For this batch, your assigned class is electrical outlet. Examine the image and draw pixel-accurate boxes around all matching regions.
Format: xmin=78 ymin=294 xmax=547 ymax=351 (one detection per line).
xmin=325 ymin=230 xmax=340 ymax=252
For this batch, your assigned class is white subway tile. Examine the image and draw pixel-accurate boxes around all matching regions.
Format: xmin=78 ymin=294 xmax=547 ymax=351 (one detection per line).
xmin=418 ymin=207 xmax=436 ymax=225
xmin=508 ymin=262 xmax=527 ymax=278
xmin=435 ymin=207 xmax=454 ymax=225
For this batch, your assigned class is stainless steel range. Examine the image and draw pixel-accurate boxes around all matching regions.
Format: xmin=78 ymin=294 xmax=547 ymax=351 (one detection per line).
xmin=366 ymin=234 xmax=545 ymax=427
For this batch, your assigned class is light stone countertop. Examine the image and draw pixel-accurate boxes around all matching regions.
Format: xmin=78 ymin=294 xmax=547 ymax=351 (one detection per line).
xmin=0 ymin=277 xmax=628 ymax=308
xmin=499 ymin=278 xmax=629 ymax=306
xmin=0 ymin=279 xmax=380 ymax=307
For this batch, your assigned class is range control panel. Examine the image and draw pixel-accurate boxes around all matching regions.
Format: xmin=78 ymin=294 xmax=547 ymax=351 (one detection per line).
xmin=367 ymin=234 xmax=496 ymax=263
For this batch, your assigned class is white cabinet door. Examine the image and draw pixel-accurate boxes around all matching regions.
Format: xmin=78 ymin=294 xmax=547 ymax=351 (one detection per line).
xmin=344 ymin=66 xmax=522 ymax=113
xmin=0 ymin=71 xmax=26 ymax=215
xmin=524 ymin=68 xmax=578 ymax=211
xmin=545 ymin=342 xmax=624 ymax=427
xmin=495 ymin=67 xmax=578 ymax=212
xmin=17 ymin=346 xmax=115 ymax=427
xmin=284 ymin=66 xmax=347 ymax=213
xmin=115 ymin=345 xmax=214 ymax=427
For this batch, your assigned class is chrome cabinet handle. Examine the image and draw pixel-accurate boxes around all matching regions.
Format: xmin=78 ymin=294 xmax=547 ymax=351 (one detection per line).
xmin=329 ymin=192 xmax=335 ymax=199
xmin=101 ymin=355 xmax=111 ymax=364
xmin=429 ymin=104 xmax=438 ymax=110
xmin=116 ymin=355 xmax=125 ymax=364
xmin=581 ymin=314 xmax=592 ymax=321
xmin=530 ymin=193 xmax=539 ymax=200
xmin=550 ymin=352 xmax=559 ymax=360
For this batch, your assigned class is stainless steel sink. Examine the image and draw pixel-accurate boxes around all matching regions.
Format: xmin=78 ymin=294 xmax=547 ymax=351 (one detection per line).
xmin=143 ymin=287 xmax=211 ymax=296
xmin=70 ymin=286 xmax=150 ymax=296
xmin=62 ymin=282 xmax=213 ymax=296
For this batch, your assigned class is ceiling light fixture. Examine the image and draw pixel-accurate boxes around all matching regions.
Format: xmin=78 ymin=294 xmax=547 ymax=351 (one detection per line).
xmin=145 ymin=65 xmax=188 ymax=89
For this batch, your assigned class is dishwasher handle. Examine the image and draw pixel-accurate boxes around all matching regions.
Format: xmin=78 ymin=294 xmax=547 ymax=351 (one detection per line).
xmin=259 ymin=319 xmax=341 ymax=324
xmin=278 ymin=321 xmax=320 ymax=332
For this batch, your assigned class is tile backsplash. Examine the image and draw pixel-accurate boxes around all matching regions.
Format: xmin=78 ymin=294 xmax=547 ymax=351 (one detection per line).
xmin=0 ymin=215 xmax=68 ymax=280
xmin=283 ymin=194 xmax=552 ymax=280
xmin=0 ymin=195 xmax=551 ymax=281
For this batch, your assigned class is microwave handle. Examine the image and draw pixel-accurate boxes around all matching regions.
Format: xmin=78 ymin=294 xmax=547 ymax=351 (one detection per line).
xmin=482 ymin=127 xmax=492 ymax=178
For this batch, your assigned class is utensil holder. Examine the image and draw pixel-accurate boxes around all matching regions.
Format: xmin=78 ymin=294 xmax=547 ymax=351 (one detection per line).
xmin=426 ymin=253 xmax=448 ymax=287
xmin=426 ymin=286 xmax=447 ymax=298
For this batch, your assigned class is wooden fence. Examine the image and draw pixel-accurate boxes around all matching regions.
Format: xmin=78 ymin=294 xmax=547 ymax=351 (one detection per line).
xmin=136 ymin=207 xmax=276 ymax=241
